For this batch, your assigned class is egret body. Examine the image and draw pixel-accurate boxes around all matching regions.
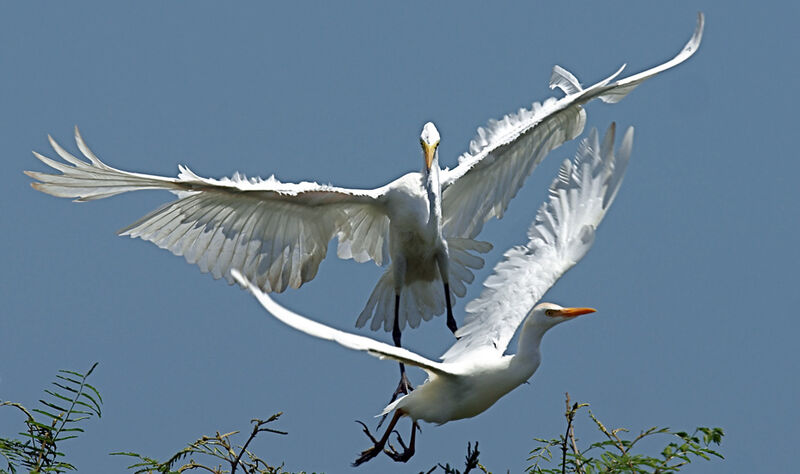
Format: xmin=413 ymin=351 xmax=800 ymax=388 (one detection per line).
xmin=233 ymin=123 xmax=634 ymax=464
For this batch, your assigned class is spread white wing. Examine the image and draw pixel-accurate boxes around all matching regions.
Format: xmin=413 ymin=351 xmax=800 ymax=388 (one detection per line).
xmin=440 ymin=13 xmax=702 ymax=240
xmin=26 ymin=128 xmax=391 ymax=293
xmin=232 ymin=270 xmax=456 ymax=377
xmin=441 ymin=123 xmax=633 ymax=363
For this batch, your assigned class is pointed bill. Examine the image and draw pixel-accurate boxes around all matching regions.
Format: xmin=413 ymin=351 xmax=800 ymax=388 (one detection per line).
xmin=423 ymin=142 xmax=436 ymax=170
xmin=555 ymin=307 xmax=596 ymax=318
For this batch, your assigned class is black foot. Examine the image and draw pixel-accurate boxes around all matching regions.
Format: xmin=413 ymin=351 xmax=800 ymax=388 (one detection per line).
xmin=396 ymin=371 xmax=414 ymax=396
xmin=353 ymin=421 xmax=382 ymax=466
xmin=446 ymin=313 xmax=458 ymax=335
xmin=444 ymin=282 xmax=458 ymax=336
xmin=385 ymin=430 xmax=415 ymax=462
xmin=377 ymin=373 xmax=414 ymax=429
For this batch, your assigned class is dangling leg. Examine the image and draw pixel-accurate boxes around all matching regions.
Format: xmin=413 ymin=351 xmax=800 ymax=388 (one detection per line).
xmin=436 ymin=250 xmax=458 ymax=335
xmin=378 ymin=294 xmax=413 ymax=428
xmin=354 ymin=410 xmax=404 ymax=466
xmin=443 ymin=282 xmax=457 ymax=334
xmin=385 ymin=419 xmax=418 ymax=463
xmin=392 ymin=293 xmax=413 ymax=394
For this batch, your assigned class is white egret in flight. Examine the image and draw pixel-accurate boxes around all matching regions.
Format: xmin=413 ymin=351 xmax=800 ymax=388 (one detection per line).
xmin=232 ymin=123 xmax=633 ymax=465
xmin=26 ymin=14 xmax=701 ymax=399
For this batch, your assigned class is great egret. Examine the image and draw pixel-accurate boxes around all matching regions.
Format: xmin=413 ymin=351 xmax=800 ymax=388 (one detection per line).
xmin=26 ymin=14 xmax=701 ymax=398
xmin=232 ymin=122 xmax=633 ymax=465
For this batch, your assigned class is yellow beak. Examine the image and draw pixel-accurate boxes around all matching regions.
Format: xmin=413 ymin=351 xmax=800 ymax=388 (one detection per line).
xmin=422 ymin=142 xmax=437 ymax=170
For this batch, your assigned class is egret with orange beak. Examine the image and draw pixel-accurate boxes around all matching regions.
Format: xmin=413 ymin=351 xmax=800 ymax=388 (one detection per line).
xmin=233 ymin=123 xmax=633 ymax=465
xmin=26 ymin=15 xmax=700 ymax=404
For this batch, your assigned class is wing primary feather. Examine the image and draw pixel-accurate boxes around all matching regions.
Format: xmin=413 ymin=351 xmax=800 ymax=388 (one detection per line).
xmin=549 ymin=65 xmax=583 ymax=95
xmin=441 ymin=123 xmax=633 ymax=363
xmin=28 ymin=130 xmax=391 ymax=290
xmin=603 ymin=126 xmax=634 ymax=209
xmin=231 ymin=270 xmax=454 ymax=376
xmin=440 ymin=14 xmax=702 ymax=239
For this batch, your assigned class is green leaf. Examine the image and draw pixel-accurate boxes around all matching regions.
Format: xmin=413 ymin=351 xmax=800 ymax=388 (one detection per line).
xmin=28 ymin=420 xmax=56 ymax=431
xmin=78 ymin=393 xmax=102 ymax=415
xmin=50 ymin=383 xmax=79 ymax=396
xmin=44 ymin=388 xmax=76 ymax=403
xmin=54 ymin=374 xmax=83 ymax=386
xmin=31 ymin=409 xmax=62 ymax=421
xmin=84 ymin=362 xmax=99 ymax=378
xmin=83 ymin=382 xmax=103 ymax=404
xmin=57 ymin=427 xmax=85 ymax=433
xmin=39 ymin=400 xmax=69 ymax=413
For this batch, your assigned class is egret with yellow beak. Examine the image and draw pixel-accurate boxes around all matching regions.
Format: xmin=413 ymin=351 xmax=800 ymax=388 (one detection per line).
xmin=26 ymin=15 xmax=700 ymax=402
xmin=233 ymin=123 xmax=633 ymax=465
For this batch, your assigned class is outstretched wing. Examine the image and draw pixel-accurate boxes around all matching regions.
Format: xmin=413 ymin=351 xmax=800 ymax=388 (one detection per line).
xmin=440 ymin=13 xmax=702 ymax=240
xmin=26 ymin=128 xmax=390 ymax=293
xmin=232 ymin=270 xmax=456 ymax=377
xmin=441 ymin=124 xmax=633 ymax=363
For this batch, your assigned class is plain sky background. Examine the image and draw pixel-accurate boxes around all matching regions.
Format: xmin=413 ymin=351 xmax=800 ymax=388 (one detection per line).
xmin=2 ymin=2 xmax=798 ymax=473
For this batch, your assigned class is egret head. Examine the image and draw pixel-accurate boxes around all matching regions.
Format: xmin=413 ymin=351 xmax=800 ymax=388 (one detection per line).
xmin=515 ymin=302 xmax=596 ymax=361
xmin=529 ymin=302 xmax=596 ymax=329
xmin=420 ymin=122 xmax=441 ymax=170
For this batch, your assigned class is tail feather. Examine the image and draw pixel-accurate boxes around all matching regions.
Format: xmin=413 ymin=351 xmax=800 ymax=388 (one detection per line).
xmin=355 ymin=238 xmax=492 ymax=332
xmin=379 ymin=395 xmax=408 ymax=418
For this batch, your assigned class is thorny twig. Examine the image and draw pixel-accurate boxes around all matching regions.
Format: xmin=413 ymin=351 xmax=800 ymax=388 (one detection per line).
xmin=588 ymin=409 xmax=638 ymax=471
xmin=563 ymin=393 xmax=586 ymax=474
xmin=231 ymin=414 xmax=288 ymax=474
xmin=435 ymin=441 xmax=483 ymax=474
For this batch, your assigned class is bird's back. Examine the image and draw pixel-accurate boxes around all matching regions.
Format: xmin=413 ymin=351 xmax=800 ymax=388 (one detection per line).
xmin=389 ymin=355 xmax=531 ymax=424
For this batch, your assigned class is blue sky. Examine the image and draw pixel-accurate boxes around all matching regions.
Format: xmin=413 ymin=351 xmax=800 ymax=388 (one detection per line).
xmin=2 ymin=2 xmax=798 ymax=472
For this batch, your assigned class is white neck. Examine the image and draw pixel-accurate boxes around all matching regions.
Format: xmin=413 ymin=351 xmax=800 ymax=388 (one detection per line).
xmin=510 ymin=315 xmax=548 ymax=377
xmin=424 ymin=156 xmax=442 ymax=229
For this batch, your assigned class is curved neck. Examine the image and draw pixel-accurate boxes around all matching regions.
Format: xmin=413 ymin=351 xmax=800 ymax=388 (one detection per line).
xmin=512 ymin=315 xmax=548 ymax=374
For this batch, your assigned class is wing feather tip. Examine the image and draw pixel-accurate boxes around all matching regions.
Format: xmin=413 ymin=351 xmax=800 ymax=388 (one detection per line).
xmin=230 ymin=269 xmax=249 ymax=289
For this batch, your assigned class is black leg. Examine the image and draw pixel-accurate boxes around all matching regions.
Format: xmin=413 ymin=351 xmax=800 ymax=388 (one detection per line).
xmin=379 ymin=294 xmax=413 ymax=428
xmin=444 ymin=282 xmax=458 ymax=335
xmin=353 ymin=411 xmax=403 ymax=466
xmin=392 ymin=293 xmax=411 ymax=392
xmin=386 ymin=420 xmax=418 ymax=463
xmin=392 ymin=294 xmax=402 ymax=348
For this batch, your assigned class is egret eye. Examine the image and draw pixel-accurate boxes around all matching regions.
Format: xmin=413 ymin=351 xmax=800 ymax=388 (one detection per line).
xmin=545 ymin=309 xmax=555 ymax=317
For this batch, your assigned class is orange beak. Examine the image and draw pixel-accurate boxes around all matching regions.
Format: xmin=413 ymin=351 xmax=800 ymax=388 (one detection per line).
xmin=422 ymin=142 xmax=437 ymax=170
xmin=555 ymin=307 xmax=596 ymax=318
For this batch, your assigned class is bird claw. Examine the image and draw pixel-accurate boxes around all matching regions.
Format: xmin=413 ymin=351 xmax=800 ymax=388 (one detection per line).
xmin=353 ymin=421 xmax=383 ymax=466
xmin=355 ymin=420 xmax=379 ymax=444
xmin=446 ymin=314 xmax=458 ymax=335
xmin=396 ymin=372 xmax=414 ymax=396
xmin=385 ymin=430 xmax=414 ymax=462
xmin=353 ymin=444 xmax=383 ymax=467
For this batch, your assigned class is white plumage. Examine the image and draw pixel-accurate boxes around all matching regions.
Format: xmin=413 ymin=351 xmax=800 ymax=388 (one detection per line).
xmin=26 ymin=14 xmax=701 ymax=337
xmin=232 ymin=123 xmax=633 ymax=464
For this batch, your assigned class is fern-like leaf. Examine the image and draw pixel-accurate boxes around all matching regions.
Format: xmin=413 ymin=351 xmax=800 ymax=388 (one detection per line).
xmin=0 ymin=362 xmax=102 ymax=473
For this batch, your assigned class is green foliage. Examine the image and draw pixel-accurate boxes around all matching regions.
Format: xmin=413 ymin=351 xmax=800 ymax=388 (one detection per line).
xmin=0 ymin=363 xmax=102 ymax=473
xmin=113 ymin=413 xmax=314 ymax=474
xmin=1 ymin=368 xmax=723 ymax=474
xmin=525 ymin=393 xmax=724 ymax=474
